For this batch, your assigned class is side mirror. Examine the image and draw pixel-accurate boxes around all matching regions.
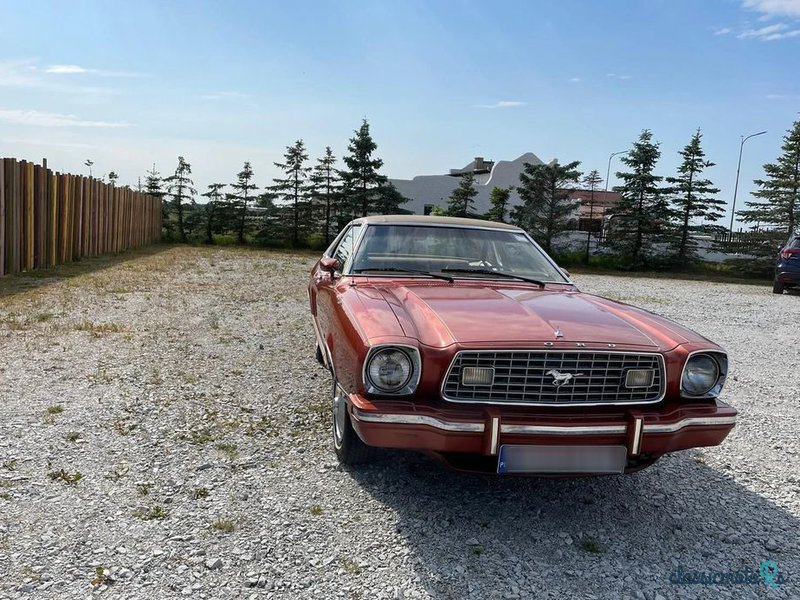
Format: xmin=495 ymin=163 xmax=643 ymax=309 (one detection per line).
xmin=319 ymin=257 xmax=341 ymax=273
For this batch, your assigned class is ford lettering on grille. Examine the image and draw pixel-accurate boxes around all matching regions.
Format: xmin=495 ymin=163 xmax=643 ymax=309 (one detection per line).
xmin=442 ymin=351 xmax=665 ymax=405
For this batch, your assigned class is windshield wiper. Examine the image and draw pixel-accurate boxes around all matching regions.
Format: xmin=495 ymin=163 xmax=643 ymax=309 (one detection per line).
xmin=440 ymin=268 xmax=545 ymax=288
xmin=352 ymin=267 xmax=454 ymax=283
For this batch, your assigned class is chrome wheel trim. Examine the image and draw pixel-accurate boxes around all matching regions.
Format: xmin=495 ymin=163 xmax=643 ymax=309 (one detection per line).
xmin=332 ymin=384 xmax=347 ymax=448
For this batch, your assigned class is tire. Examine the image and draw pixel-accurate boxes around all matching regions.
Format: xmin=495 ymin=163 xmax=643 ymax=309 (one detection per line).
xmin=332 ymin=378 xmax=375 ymax=465
xmin=773 ymin=279 xmax=785 ymax=294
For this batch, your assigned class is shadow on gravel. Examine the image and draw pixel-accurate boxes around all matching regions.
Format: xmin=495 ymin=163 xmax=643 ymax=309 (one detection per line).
xmin=350 ymin=451 xmax=798 ymax=599
xmin=0 ymin=243 xmax=172 ymax=299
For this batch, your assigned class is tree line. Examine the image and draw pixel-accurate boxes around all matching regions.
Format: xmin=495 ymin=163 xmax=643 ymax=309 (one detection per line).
xmin=143 ymin=119 xmax=410 ymax=249
xmin=436 ymin=120 xmax=800 ymax=269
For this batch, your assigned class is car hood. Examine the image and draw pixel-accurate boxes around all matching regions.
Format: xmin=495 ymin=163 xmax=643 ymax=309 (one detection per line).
xmin=360 ymin=281 xmax=707 ymax=351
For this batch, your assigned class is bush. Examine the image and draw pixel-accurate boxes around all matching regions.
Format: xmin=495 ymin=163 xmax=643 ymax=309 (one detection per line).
xmin=212 ymin=234 xmax=237 ymax=246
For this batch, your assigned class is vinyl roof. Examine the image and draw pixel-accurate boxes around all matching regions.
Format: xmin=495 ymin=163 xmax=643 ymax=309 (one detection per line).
xmin=350 ymin=214 xmax=522 ymax=231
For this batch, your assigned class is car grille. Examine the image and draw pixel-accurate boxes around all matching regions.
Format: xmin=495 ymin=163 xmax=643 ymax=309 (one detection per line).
xmin=442 ymin=350 xmax=665 ymax=405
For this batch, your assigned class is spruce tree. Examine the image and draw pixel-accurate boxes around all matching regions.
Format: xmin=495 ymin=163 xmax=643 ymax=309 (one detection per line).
xmin=511 ymin=160 xmax=581 ymax=254
xmin=339 ymin=119 xmax=387 ymax=219
xmin=270 ymin=140 xmax=311 ymax=246
xmin=606 ymin=131 xmax=670 ymax=265
xmin=201 ymin=183 xmax=225 ymax=244
xmin=310 ymin=147 xmax=341 ymax=245
xmin=666 ymin=130 xmax=723 ymax=265
xmin=373 ymin=182 xmax=411 ymax=215
xmin=445 ymin=172 xmax=479 ymax=218
xmin=739 ymin=120 xmax=800 ymax=236
xmin=145 ymin=164 xmax=169 ymax=237
xmin=581 ymin=170 xmax=603 ymax=264
xmin=163 ymin=157 xmax=196 ymax=243
xmin=485 ymin=186 xmax=512 ymax=223
xmin=230 ymin=161 xmax=258 ymax=244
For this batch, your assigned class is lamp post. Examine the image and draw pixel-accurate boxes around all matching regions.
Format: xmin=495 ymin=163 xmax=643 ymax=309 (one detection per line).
xmin=728 ymin=131 xmax=766 ymax=242
xmin=598 ymin=151 xmax=627 ymax=242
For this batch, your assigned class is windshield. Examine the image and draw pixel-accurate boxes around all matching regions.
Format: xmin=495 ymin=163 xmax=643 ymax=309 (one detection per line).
xmin=350 ymin=224 xmax=568 ymax=283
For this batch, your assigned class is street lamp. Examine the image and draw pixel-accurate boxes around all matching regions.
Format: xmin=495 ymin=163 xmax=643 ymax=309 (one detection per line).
xmin=728 ymin=131 xmax=766 ymax=242
xmin=596 ymin=150 xmax=627 ymax=242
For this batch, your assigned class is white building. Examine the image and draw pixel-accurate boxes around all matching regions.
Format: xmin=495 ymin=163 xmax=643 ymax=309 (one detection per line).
xmin=389 ymin=152 xmax=546 ymax=216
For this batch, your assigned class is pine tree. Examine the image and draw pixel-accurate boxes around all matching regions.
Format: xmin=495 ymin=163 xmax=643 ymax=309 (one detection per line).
xmin=310 ymin=147 xmax=341 ymax=245
xmin=511 ymin=160 xmax=582 ymax=254
xmin=270 ymin=140 xmax=311 ymax=246
xmin=445 ymin=172 xmax=479 ymax=218
xmin=108 ymin=171 xmax=119 ymax=185
xmin=230 ymin=161 xmax=258 ymax=245
xmin=373 ymin=182 xmax=411 ymax=216
xmin=339 ymin=119 xmax=387 ymax=219
xmin=163 ymin=156 xmax=196 ymax=243
xmin=666 ymin=130 xmax=723 ymax=265
xmin=739 ymin=120 xmax=800 ymax=236
xmin=484 ymin=186 xmax=512 ymax=223
xmin=605 ymin=130 xmax=670 ymax=265
xmin=581 ymin=170 xmax=603 ymax=264
xmin=201 ymin=183 xmax=226 ymax=244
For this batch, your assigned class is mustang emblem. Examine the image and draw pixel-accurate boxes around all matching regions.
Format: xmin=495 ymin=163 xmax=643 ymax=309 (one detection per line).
xmin=546 ymin=369 xmax=584 ymax=388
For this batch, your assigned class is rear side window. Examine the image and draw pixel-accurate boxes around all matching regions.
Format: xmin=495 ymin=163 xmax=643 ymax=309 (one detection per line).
xmin=789 ymin=237 xmax=800 ymax=249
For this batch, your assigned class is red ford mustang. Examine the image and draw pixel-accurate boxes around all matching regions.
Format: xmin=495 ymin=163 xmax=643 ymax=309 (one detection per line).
xmin=308 ymin=215 xmax=737 ymax=475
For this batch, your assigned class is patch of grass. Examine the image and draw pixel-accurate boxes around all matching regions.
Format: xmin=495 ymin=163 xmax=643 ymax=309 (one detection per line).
xmin=47 ymin=469 xmax=83 ymax=485
xmin=46 ymin=404 xmax=65 ymax=415
xmin=191 ymin=487 xmax=210 ymax=500
xmin=178 ymin=429 xmax=215 ymax=445
xmin=113 ymin=417 xmax=136 ymax=436
xmin=181 ymin=371 xmax=199 ymax=385
xmin=309 ymin=505 xmax=324 ymax=516
xmin=65 ymin=432 xmax=82 ymax=442
xmin=135 ymin=505 xmax=169 ymax=520
xmin=579 ymin=537 xmax=603 ymax=554
xmin=215 ymin=442 xmax=238 ymax=459
xmin=0 ymin=479 xmax=13 ymax=489
xmin=210 ymin=518 xmax=236 ymax=533
xmin=35 ymin=312 xmax=55 ymax=323
xmin=2 ymin=459 xmax=17 ymax=471
xmin=339 ymin=557 xmax=362 ymax=575
xmin=74 ymin=321 xmax=129 ymax=334
xmin=694 ymin=454 xmax=706 ymax=465
xmin=91 ymin=566 xmax=113 ymax=586
xmin=469 ymin=544 xmax=484 ymax=556
xmin=136 ymin=482 xmax=151 ymax=496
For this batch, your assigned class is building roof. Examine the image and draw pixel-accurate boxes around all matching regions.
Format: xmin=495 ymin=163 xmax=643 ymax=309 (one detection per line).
xmin=350 ymin=214 xmax=522 ymax=231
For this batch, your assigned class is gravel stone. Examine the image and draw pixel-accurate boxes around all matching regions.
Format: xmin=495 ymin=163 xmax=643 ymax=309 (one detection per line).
xmin=0 ymin=248 xmax=798 ymax=599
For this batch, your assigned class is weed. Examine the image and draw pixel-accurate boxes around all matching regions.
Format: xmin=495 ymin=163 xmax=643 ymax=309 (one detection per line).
xmin=309 ymin=505 xmax=323 ymax=516
xmin=215 ymin=442 xmax=238 ymax=459
xmin=579 ymin=537 xmax=603 ymax=554
xmin=192 ymin=487 xmax=210 ymax=500
xmin=2 ymin=459 xmax=17 ymax=471
xmin=91 ymin=566 xmax=114 ymax=586
xmin=46 ymin=404 xmax=64 ymax=415
xmin=113 ymin=418 xmax=136 ymax=436
xmin=136 ymin=482 xmax=151 ymax=496
xmin=48 ymin=469 xmax=83 ymax=485
xmin=135 ymin=505 xmax=168 ymax=520
xmin=65 ymin=432 xmax=82 ymax=442
xmin=210 ymin=518 xmax=236 ymax=533
xmin=35 ymin=312 xmax=55 ymax=323
xmin=469 ymin=544 xmax=484 ymax=556
xmin=339 ymin=557 xmax=362 ymax=575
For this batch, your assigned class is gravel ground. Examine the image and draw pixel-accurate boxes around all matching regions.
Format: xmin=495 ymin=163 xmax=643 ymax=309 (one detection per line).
xmin=0 ymin=245 xmax=798 ymax=600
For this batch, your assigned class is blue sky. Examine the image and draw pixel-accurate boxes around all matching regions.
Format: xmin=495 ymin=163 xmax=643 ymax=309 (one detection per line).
xmin=1 ymin=0 xmax=798 ymax=228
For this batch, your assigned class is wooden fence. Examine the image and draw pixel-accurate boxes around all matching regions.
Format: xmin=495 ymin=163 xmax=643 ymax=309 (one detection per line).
xmin=0 ymin=158 xmax=162 ymax=278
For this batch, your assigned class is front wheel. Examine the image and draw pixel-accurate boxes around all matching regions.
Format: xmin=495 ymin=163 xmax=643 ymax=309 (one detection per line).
xmin=773 ymin=279 xmax=785 ymax=294
xmin=332 ymin=378 xmax=375 ymax=465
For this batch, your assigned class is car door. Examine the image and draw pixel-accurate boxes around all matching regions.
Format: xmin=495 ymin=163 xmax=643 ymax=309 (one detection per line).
xmin=310 ymin=224 xmax=363 ymax=361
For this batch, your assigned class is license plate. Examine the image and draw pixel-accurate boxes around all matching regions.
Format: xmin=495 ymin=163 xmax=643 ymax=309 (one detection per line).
xmin=497 ymin=445 xmax=627 ymax=474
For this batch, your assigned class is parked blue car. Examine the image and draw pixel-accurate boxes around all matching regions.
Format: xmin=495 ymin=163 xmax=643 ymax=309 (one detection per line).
xmin=774 ymin=233 xmax=800 ymax=294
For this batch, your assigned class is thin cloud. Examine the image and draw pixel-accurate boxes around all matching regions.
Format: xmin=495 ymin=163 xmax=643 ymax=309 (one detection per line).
xmin=568 ymin=77 xmax=581 ymax=83
xmin=45 ymin=63 xmax=148 ymax=77
xmin=202 ymin=91 xmax=253 ymax=101
xmin=737 ymin=22 xmax=800 ymax=39
xmin=714 ymin=27 xmax=733 ymax=35
xmin=606 ymin=73 xmax=632 ymax=80
xmin=0 ymin=109 xmax=130 ymax=128
xmin=742 ymin=0 xmax=800 ymax=18
xmin=474 ymin=101 xmax=526 ymax=109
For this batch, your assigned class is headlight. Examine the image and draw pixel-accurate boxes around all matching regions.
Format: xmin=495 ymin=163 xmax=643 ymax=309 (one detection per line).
xmin=364 ymin=346 xmax=421 ymax=394
xmin=681 ymin=353 xmax=726 ymax=398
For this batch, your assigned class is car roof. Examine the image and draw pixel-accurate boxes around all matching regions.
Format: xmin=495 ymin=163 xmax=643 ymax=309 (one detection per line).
xmin=349 ymin=214 xmax=523 ymax=231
